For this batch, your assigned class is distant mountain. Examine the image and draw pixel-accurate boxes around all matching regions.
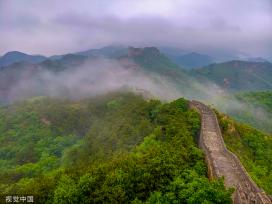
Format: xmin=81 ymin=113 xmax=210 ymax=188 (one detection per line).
xmin=0 ymin=53 xmax=92 ymax=103
xmin=241 ymin=57 xmax=269 ymax=63
xmin=175 ymin=52 xmax=214 ymax=69
xmin=159 ymin=47 xmax=187 ymax=58
xmin=0 ymin=51 xmax=46 ymax=67
xmin=1 ymin=46 xmax=250 ymax=70
xmin=0 ymin=46 xmax=201 ymax=103
xmin=161 ymin=50 xmax=214 ymax=69
xmin=76 ymin=45 xmax=128 ymax=58
xmin=0 ymin=61 xmax=39 ymax=102
xmin=118 ymin=47 xmax=210 ymax=98
xmin=48 ymin=46 xmax=128 ymax=60
xmin=122 ymin=47 xmax=180 ymax=72
xmin=40 ymin=54 xmax=89 ymax=72
xmin=192 ymin=60 xmax=272 ymax=91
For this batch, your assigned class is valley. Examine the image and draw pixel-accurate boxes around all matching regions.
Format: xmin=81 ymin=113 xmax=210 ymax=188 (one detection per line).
xmin=1 ymin=1 xmax=271 ymax=203
xmin=0 ymin=46 xmax=272 ymax=203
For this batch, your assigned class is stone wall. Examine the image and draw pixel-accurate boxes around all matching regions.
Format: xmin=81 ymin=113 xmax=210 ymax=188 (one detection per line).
xmin=190 ymin=100 xmax=271 ymax=204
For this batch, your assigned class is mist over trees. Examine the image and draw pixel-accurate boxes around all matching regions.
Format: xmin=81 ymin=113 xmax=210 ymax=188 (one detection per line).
xmin=0 ymin=93 xmax=233 ymax=203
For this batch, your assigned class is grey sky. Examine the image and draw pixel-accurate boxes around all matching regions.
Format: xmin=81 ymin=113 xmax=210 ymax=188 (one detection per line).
xmin=0 ymin=0 xmax=271 ymax=57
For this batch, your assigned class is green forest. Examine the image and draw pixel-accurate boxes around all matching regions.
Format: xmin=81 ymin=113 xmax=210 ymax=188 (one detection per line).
xmin=217 ymin=91 xmax=272 ymax=134
xmin=0 ymin=92 xmax=232 ymax=203
xmin=216 ymin=111 xmax=272 ymax=194
xmin=234 ymin=91 xmax=272 ymax=133
xmin=236 ymin=91 xmax=272 ymax=112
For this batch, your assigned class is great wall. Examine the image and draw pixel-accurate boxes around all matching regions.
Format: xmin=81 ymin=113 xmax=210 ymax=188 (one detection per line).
xmin=190 ymin=100 xmax=272 ymax=204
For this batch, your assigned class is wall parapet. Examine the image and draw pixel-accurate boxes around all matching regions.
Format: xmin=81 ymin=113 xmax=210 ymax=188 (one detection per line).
xmin=190 ymin=100 xmax=271 ymax=204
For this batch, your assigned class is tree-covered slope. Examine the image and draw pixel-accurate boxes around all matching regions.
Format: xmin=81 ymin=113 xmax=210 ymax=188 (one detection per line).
xmin=120 ymin=47 xmax=204 ymax=98
xmin=236 ymin=91 xmax=272 ymax=112
xmin=0 ymin=47 xmax=193 ymax=104
xmin=231 ymin=91 xmax=272 ymax=133
xmin=0 ymin=92 xmax=232 ymax=203
xmin=0 ymin=51 xmax=46 ymax=67
xmin=168 ymin=52 xmax=213 ymax=69
xmin=76 ymin=45 xmax=128 ymax=58
xmin=122 ymin=47 xmax=182 ymax=73
xmin=216 ymin=112 xmax=272 ymax=194
xmin=192 ymin=60 xmax=272 ymax=92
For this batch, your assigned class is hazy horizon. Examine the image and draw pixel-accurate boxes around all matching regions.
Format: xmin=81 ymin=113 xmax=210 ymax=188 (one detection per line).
xmin=0 ymin=0 xmax=271 ymax=58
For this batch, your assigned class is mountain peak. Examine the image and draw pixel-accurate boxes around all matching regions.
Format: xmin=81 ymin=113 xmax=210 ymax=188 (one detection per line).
xmin=4 ymin=51 xmax=26 ymax=55
xmin=0 ymin=51 xmax=46 ymax=67
xmin=128 ymin=47 xmax=160 ymax=57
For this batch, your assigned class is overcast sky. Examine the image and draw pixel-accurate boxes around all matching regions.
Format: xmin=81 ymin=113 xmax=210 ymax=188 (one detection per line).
xmin=0 ymin=0 xmax=271 ymax=57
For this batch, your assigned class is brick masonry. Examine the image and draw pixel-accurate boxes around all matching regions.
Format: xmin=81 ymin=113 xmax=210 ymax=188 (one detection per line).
xmin=190 ymin=100 xmax=272 ymax=204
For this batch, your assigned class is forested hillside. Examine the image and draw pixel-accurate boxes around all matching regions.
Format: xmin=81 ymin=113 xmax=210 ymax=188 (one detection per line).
xmin=192 ymin=61 xmax=272 ymax=91
xmin=236 ymin=91 xmax=272 ymax=112
xmin=0 ymin=51 xmax=46 ymax=67
xmin=167 ymin=52 xmax=213 ymax=69
xmin=0 ymin=92 xmax=232 ymax=203
xmin=217 ymin=112 xmax=272 ymax=194
xmin=233 ymin=91 xmax=272 ymax=133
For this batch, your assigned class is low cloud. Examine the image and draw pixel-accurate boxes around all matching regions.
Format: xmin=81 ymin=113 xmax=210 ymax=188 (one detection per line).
xmin=0 ymin=0 xmax=271 ymax=58
xmin=2 ymin=56 xmax=271 ymax=133
xmin=6 ymin=58 xmax=181 ymax=102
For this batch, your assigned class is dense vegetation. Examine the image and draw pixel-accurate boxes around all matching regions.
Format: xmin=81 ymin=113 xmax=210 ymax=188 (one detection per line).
xmin=167 ymin=52 xmax=213 ymax=69
xmin=0 ymin=92 xmax=232 ymax=203
xmin=216 ymin=111 xmax=272 ymax=194
xmin=128 ymin=47 xmax=180 ymax=73
xmin=236 ymin=91 xmax=272 ymax=112
xmin=233 ymin=91 xmax=272 ymax=133
xmin=192 ymin=60 xmax=272 ymax=91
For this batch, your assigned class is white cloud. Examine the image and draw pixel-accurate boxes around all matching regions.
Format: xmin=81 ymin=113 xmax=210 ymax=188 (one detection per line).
xmin=0 ymin=0 xmax=271 ymax=57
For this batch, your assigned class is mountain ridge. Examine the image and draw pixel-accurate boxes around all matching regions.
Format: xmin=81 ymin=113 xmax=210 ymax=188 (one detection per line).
xmin=192 ymin=60 xmax=272 ymax=91
xmin=0 ymin=51 xmax=47 ymax=67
